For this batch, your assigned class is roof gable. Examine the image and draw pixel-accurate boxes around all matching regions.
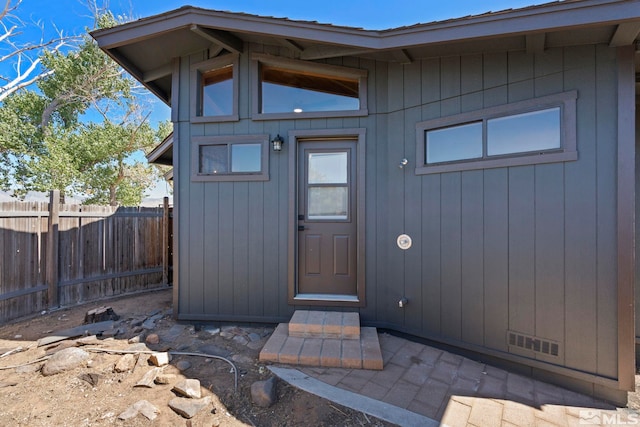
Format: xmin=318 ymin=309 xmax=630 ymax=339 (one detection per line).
xmin=92 ymin=0 xmax=640 ymax=103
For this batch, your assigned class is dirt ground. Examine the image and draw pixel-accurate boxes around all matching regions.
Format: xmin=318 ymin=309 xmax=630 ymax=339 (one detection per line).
xmin=0 ymin=289 xmax=393 ymax=427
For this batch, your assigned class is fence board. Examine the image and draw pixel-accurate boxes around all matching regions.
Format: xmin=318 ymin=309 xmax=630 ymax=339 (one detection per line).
xmin=0 ymin=194 xmax=171 ymax=323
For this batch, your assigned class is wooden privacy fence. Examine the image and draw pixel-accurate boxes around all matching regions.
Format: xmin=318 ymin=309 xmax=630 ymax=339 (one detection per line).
xmin=0 ymin=190 xmax=171 ymax=323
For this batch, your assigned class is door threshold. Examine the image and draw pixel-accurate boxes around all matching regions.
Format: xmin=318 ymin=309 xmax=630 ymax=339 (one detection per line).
xmin=294 ymin=293 xmax=359 ymax=303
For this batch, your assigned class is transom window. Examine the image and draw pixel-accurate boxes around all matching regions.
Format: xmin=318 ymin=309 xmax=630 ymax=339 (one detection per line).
xmin=190 ymin=54 xmax=239 ymax=123
xmin=261 ymin=65 xmax=360 ymax=114
xmin=192 ymin=135 xmax=269 ymax=182
xmin=416 ymin=91 xmax=577 ymax=174
xmin=252 ymin=53 xmax=368 ymax=120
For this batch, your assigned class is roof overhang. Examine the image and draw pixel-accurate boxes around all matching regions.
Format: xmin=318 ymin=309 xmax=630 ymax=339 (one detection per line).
xmin=146 ymin=132 xmax=173 ymax=165
xmin=92 ymin=0 xmax=640 ymax=105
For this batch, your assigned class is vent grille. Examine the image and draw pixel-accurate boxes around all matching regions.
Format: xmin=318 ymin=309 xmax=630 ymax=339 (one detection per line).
xmin=507 ymin=331 xmax=559 ymax=357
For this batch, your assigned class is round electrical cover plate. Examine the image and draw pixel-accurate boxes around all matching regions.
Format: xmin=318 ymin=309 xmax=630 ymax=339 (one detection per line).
xmin=397 ymin=234 xmax=412 ymax=250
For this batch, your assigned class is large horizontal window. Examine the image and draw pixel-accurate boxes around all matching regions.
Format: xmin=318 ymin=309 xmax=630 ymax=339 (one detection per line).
xmin=252 ymin=53 xmax=368 ymax=120
xmin=190 ymin=54 xmax=239 ymax=123
xmin=416 ymin=91 xmax=577 ymax=174
xmin=192 ymin=135 xmax=269 ymax=182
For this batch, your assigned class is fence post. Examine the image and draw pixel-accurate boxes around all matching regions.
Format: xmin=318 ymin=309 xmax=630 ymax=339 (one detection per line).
xmin=47 ymin=190 xmax=60 ymax=308
xmin=162 ymin=196 xmax=169 ymax=285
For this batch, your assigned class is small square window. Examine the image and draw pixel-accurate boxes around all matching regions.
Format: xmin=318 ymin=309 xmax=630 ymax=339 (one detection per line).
xmin=199 ymin=145 xmax=227 ymax=174
xmin=192 ymin=135 xmax=269 ymax=182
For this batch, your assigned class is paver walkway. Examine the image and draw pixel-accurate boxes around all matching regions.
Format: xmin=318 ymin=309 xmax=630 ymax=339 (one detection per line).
xmin=287 ymin=333 xmax=638 ymax=426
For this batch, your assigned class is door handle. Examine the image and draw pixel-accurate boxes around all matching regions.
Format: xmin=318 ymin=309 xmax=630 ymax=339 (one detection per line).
xmin=298 ymin=225 xmax=306 ymax=231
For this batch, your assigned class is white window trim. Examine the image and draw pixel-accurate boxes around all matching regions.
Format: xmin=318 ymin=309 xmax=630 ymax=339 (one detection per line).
xmin=251 ymin=53 xmax=368 ymax=120
xmin=191 ymin=134 xmax=269 ymax=182
xmin=190 ymin=54 xmax=239 ymax=123
xmin=415 ymin=90 xmax=578 ymax=175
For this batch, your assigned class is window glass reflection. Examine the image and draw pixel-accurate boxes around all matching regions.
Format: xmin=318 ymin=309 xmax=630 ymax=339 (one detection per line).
xmin=426 ymin=122 xmax=482 ymax=163
xmin=487 ymin=108 xmax=560 ymax=156
xmin=231 ymin=144 xmax=261 ymax=172
xmin=199 ymin=145 xmax=228 ymax=174
xmin=202 ymin=66 xmax=233 ymax=116
xmin=308 ymin=152 xmax=347 ymax=184
xmin=308 ymin=187 xmax=348 ymax=220
xmin=261 ymin=65 xmax=359 ymax=113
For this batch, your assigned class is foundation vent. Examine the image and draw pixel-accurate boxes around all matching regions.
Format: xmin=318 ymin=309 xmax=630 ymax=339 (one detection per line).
xmin=507 ymin=331 xmax=559 ymax=357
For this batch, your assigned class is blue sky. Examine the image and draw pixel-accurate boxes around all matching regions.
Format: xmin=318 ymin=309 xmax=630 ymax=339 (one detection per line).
xmin=20 ymin=1 xmax=544 ymax=32
xmin=11 ymin=0 xmax=544 ymax=122
xmin=7 ymin=0 xmax=543 ymax=202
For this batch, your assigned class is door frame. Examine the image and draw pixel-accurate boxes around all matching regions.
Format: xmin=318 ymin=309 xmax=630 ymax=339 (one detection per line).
xmin=287 ymin=128 xmax=366 ymax=307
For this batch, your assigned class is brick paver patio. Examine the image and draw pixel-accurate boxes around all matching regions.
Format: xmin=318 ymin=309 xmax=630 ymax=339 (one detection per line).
xmin=296 ymin=333 xmax=636 ymax=426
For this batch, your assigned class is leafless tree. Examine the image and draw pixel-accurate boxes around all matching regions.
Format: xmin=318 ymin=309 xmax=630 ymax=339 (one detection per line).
xmin=0 ymin=0 xmax=79 ymax=101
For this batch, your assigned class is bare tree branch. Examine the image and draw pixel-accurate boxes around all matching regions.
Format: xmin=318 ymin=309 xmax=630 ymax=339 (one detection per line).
xmin=0 ymin=0 xmax=79 ymax=98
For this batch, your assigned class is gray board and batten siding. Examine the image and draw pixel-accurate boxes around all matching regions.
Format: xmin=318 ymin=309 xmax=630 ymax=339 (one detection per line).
xmin=86 ymin=0 xmax=638 ymax=405
xmin=169 ymin=40 xmax=635 ymax=403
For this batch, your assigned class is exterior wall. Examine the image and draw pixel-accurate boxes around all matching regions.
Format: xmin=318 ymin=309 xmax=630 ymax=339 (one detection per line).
xmin=173 ymin=42 xmax=626 ymax=399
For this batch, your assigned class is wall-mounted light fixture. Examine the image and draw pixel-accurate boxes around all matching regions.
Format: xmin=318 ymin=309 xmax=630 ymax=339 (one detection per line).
xmin=271 ymin=134 xmax=284 ymax=152
xmin=398 ymin=158 xmax=409 ymax=169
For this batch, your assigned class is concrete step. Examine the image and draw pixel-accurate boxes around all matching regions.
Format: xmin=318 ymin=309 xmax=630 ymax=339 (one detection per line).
xmin=259 ymin=323 xmax=384 ymax=370
xmin=288 ymin=310 xmax=360 ymax=340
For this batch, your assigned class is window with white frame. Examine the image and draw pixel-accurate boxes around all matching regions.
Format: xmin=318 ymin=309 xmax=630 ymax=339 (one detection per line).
xmin=415 ymin=91 xmax=578 ymax=174
xmin=190 ymin=54 xmax=239 ymax=123
xmin=192 ymin=135 xmax=269 ymax=182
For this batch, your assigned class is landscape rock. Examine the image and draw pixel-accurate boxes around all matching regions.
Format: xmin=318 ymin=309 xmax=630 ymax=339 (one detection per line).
xmin=159 ymin=324 xmax=185 ymax=341
xmin=101 ymin=328 xmax=120 ymax=338
xmin=149 ymin=352 xmax=169 ymax=366
xmin=173 ymin=378 xmax=201 ymax=399
xmin=117 ymin=404 xmax=138 ymax=420
xmin=197 ymin=344 xmax=231 ymax=357
xmin=134 ymin=400 xmax=160 ymax=420
xmin=232 ymin=335 xmax=249 ymax=346
xmin=135 ymin=367 xmax=162 ymax=388
xmin=114 ymin=354 xmax=136 ymax=372
xmin=248 ymin=333 xmax=261 ymax=342
xmin=118 ymin=400 xmax=159 ymax=421
xmin=126 ymin=343 xmax=149 ymax=352
xmin=176 ymin=360 xmax=191 ymax=371
xmin=247 ymin=340 xmax=265 ymax=350
xmin=78 ymin=372 xmax=102 ymax=387
xmin=145 ymin=333 xmax=159 ymax=344
xmin=41 ymin=347 xmax=90 ymax=376
xmin=127 ymin=335 xmax=141 ymax=344
xmin=44 ymin=340 xmax=77 ymax=356
xmin=84 ymin=306 xmax=119 ymax=324
xmin=231 ymin=354 xmax=254 ymax=365
xmin=142 ymin=313 xmax=163 ymax=330
xmin=75 ymin=335 xmax=101 ymax=345
xmin=154 ymin=373 xmax=176 ymax=385
xmin=15 ymin=363 xmax=41 ymax=374
xmin=168 ymin=396 xmax=212 ymax=419
xmin=251 ymin=377 xmax=277 ymax=408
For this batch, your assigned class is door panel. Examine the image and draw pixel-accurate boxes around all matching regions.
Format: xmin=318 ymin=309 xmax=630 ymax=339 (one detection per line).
xmin=298 ymin=141 xmax=357 ymax=296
